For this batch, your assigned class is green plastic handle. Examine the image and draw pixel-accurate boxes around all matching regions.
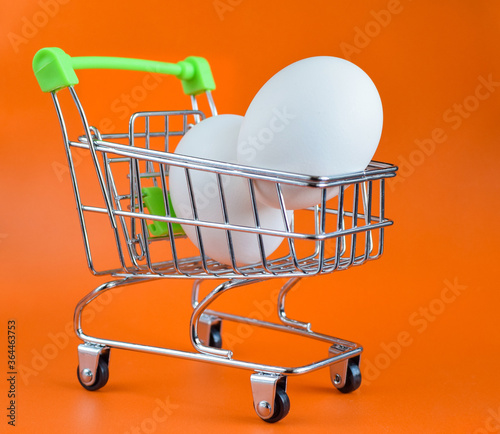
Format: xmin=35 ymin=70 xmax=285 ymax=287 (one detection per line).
xmin=32 ymin=47 xmax=215 ymax=95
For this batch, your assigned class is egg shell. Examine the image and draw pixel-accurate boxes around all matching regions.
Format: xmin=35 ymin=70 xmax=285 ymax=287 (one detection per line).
xmin=169 ymin=115 xmax=292 ymax=266
xmin=236 ymin=56 xmax=383 ymax=209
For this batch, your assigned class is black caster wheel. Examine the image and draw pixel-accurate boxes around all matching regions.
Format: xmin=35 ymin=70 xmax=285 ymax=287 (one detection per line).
xmin=208 ymin=327 xmax=223 ymax=349
xmin=262 ymin=388 xmax=290 ymax=424
xmin=77 ymin=358 xmax=109 ymax=391
xmin=336 ymin=360 xmax=362 ymax=394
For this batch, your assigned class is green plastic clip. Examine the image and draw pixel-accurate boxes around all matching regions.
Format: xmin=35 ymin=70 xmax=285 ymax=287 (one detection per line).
xmin=142 ymin=187 xmax=184 ymax=237
xmin=32 ymin=47 xmax=216 ymax=95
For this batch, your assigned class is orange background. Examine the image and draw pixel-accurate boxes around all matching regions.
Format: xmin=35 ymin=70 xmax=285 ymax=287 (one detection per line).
xmin=1 ymin=0 xmax=500 ymax=432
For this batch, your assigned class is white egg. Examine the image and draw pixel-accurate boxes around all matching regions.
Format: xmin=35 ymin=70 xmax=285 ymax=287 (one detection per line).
xmin=237 ymin=56 xmax=383 ymax=209
xmin=169 ymin=114 xmax=292 ymax=266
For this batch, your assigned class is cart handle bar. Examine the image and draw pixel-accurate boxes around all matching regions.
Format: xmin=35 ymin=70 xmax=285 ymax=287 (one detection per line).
xmin=32 ymin=47 xmax=216 ymax=95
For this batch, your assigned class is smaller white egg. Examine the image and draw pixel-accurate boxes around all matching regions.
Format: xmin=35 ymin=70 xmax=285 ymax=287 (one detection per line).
xmin=169 ymin=115 xmax=292 ymax=266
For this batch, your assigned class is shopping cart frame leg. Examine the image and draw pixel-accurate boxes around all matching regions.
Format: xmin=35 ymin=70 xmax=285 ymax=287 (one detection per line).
xmin=277 ymin=277 xmax=312 ymax=331
xmin=190 ymin=278 xmax=260 ymax=358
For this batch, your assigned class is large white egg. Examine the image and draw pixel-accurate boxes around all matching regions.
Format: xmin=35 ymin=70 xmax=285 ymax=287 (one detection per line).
xmin=169 ymin=115 xmax=292 ymax=266
xmin=237 ymin=56 xmax=383 ymax=209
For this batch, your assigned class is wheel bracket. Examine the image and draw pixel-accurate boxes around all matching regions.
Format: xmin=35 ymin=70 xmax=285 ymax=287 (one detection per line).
xmin=78 ymin=343 xmax=109 ymax=387
xmin=329 ymin=344 xmax=357 ymax=389
xmin=250 ymin=372 xmax=287 ymax=420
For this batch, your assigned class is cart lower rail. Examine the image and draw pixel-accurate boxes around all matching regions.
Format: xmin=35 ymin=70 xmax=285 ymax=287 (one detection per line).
xmin=75 ymin=276 xmax=363 ymax=422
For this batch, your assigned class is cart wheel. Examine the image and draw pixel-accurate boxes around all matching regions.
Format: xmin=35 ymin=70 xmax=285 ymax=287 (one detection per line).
xmin=262 ymin=388 xmax=290 ymax=423
xmin=77 ymin=358 xmax=109 ymax=391
xmin=209 ymin=328 xmax=223 ymax=349
xmin=336 ymin=360 xmax=361 ymax=394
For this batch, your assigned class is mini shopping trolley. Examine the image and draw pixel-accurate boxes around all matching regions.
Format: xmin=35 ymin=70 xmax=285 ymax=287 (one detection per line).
xmin=33 ymin=47 xmax=397 ymax=423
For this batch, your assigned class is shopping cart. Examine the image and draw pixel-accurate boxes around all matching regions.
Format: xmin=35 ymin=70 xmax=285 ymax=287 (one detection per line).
xmin=33 ymin=47 xmax=397 ymax=423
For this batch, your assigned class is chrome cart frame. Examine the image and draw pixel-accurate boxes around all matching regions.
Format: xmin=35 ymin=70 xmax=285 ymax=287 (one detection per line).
xmin=33 ymin=48 xmax=397 ymax=423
